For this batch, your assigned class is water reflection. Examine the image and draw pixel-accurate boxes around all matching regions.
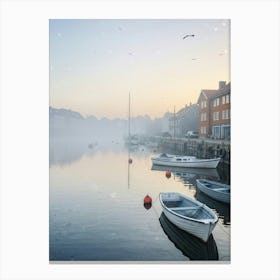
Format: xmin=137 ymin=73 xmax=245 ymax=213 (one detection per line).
xmin=50 ymin=141 xmax=230 ymax=261
xmin=151 ymin=164 xmax=220 ymax=180
xmin=49 ymin=139 xmax=97 ymax=166
xmin=195 ymin=190 xmax=230 ymax=225
xmin=159 ymin=213 xmax=218 ymax=260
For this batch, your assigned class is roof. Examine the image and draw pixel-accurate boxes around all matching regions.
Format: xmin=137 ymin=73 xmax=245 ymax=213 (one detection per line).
xmin=198 ymin=82 xmax=231 ymax=102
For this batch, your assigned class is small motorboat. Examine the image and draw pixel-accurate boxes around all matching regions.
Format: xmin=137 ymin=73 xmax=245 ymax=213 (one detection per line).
xmin=196 ymin=179 xmax=230 ymax=204
xmin=152 ymin=153 xmax=220 ymax=169
xmin=159 ymin=192 xmax=218 ymax=242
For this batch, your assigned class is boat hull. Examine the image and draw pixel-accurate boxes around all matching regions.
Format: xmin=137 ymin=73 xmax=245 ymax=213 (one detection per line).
xmin=196 ymin=179 xmax=230 ymax=204
xmin=162 ymin=208 xmax=216 ymax=242
xmin=152 ymin=158 xmax=220 ymax=168
xmin=159 ymin=193 xmax=218 ymax=242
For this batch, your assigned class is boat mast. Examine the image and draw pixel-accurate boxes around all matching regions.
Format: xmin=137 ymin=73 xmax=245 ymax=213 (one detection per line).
xmin=128 ymin=92 xmax=131 ymax=189
xmin=173 ymin=106 xmax=176 ymax=150
xmin=173 ymin=105 xmax=175 ymax=139
xmin=129 ymin=92 xmax=131 ymax=148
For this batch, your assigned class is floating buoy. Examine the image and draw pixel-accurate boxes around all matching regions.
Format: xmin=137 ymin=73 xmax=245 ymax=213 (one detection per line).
xmin=144 ymin=195 xmax=152 ymax=204
xmin=153 ymin=149 xmax=157 ymax=153
xmin=128 ymin=158 xmax=133 ymax=164
xmin=143 ymin=195 xmax=152 ymax=210
xmin=165 ymin=170 xmax=171 ymax=178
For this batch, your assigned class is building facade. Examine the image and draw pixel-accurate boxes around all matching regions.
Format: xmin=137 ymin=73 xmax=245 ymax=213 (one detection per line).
xmin=169 ymin=103 xmax=199 ymax=138
xmin=197 ymin=81 xmax=231 ymax=139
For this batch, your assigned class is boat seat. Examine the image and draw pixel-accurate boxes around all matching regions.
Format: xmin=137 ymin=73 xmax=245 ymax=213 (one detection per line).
xmin=169 ymin=206 xmax=200 ymax=211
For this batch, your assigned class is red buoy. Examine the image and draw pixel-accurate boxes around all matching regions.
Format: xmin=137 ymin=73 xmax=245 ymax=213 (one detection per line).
xmin=128 ymin=158 xmax=133 ymax=164
xmin=143 ymin=195 xmax=152 ymax=210
xmin=144 ymin=195 xmax=152 ymax=204
xmin=165 ymin=170 xmax=171 ymax=178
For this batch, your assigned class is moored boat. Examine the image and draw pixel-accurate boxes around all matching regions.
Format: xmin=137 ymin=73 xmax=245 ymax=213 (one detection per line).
xmin=159 ymin=192 xmax=218 ymax=242
xmin=152 ymin=153 xmax=220 ymax=169
xmin=195 ymin=190 xmax=230 ymax=225
xmin=196 ymin=179 xmax=230 ymax=204
xmin=159 ymin=213 xmax=219 ymax=260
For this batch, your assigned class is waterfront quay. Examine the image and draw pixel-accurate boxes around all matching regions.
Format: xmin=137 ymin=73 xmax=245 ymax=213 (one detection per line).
xmin=148 ymin=136 xmax=230 ymax=165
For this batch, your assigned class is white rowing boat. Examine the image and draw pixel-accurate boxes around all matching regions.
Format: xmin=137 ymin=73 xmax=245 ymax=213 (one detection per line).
xmin=159 ymin=213 xmax=218 ymax=260
xmin=159 ymin=192 xmax=218 ymax=242
xmin=152 ymin=153 xmax=220 ymax=169
xmin=196 ymin=179 xmax=230 ymax=204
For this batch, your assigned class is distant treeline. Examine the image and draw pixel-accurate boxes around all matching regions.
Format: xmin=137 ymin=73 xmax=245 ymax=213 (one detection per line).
xmin=49 ymin=106 xmax=171 ymax=141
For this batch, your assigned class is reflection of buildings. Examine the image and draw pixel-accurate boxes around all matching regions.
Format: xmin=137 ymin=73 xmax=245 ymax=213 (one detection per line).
xmin=169 ymin=103 xmax=199 ymax=138
xmin=198 ymin=81 xmax=231 ymax=139
xmin=159 ymin=213 xmax=218 ymax=260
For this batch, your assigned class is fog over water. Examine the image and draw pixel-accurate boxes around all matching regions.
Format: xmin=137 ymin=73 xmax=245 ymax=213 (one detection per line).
xmin=50 ymin=106 xmax=171 ymax=143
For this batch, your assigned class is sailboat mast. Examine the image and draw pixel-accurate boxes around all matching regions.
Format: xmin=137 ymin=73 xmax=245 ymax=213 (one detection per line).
xmin=128 ymin=92 xmax=131 ymax=189
xmin=173 ymin=106 xmax=176 ymax=139
xmin=173 ymin=106 xmax=176 ymax=151
xmin=128 ymin=92 xmax=131 ymax=146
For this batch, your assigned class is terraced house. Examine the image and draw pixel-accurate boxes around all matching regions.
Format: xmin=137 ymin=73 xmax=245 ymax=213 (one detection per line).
xmin=197 ymin=81 xmax=231 ymax=140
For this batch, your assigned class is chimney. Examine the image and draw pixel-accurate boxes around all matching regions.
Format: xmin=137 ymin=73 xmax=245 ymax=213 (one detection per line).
xmin=219 ymin=81 xmax=226 ymax=89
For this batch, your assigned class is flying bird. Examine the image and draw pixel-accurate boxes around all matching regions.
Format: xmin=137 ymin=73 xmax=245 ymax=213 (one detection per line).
xmin=183 ymin=34 xmax=195 ymax=39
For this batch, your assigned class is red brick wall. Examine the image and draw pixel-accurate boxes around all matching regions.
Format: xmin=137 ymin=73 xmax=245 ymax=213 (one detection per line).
xmin=210 ymin=95 xmax=230 ymax=127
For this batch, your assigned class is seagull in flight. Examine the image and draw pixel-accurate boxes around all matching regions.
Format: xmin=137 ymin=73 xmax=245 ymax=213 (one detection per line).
xmin=183 ymin=34 xmax=195 ymax=39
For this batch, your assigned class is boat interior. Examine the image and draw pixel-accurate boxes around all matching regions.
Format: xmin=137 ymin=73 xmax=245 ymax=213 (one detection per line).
xmin=202 ymin=181 xmax=230 ymax=193
xmin=162 ymin=196 xmax=214 ymax=219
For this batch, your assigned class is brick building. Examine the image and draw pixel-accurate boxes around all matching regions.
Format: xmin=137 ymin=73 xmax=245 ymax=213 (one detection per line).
xmin=197 ymin=81 xmax=231 ymax=139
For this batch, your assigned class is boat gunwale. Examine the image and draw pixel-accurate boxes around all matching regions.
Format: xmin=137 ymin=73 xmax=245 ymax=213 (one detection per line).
xmin=197 ymin=179 xmax=230 ymax=192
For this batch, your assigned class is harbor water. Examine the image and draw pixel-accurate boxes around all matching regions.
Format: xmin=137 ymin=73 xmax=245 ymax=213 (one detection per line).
xmin=49 ymin=139 xmax=230 ymax=262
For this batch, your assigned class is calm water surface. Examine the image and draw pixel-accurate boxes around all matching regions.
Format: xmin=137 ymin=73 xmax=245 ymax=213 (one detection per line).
xmin=50 ymin=139 xmax=230 ymax=262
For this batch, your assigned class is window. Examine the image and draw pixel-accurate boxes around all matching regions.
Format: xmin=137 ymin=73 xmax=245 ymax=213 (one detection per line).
xmin=222 ymin=96 xmax=226 ymax=104
xmin=200 ymin=112 xmax=207 ymax=121
xmin=201 ymin=100 xmax=207 ymax=108
xmin=213 ymin=112 xmax=219 ymax=121
xmin=200 ymin=126 xmax=206 ymax=134
xmin=213 ymin=98 xmax=220 ymax=107
xmin=222 ymin=109 xmax=230 ymax=119
xmin=201 ymin=100 xmax=207 ymax=109
xmin=212 ymin=126 xmax=221 ymax=139
xmin=226 ymin=94 xmax=230 ymax=104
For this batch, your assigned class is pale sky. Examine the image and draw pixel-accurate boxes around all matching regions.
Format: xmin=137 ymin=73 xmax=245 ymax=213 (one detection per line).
xmin=49 ymin=19 xmax=230 ymax=119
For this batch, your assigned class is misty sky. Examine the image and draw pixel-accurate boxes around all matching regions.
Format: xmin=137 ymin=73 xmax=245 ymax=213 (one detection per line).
xmin=49 ymin=19 xmax=230 ymax=119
